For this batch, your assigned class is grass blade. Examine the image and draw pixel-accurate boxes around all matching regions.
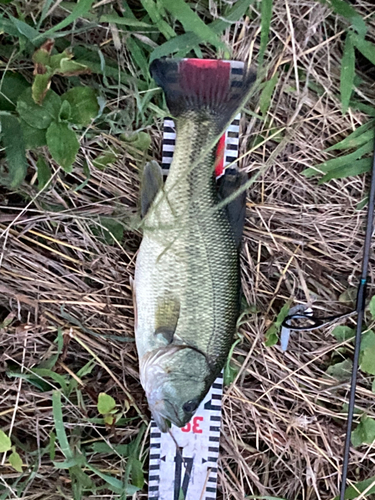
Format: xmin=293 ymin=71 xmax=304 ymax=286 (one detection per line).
xmin=150 ymin=0 xmax=253 ymax=61
xmin=52 ymin=391 xmax=74 ymax=460
xmin=352 ymin=33 xmax=375 ymax=66
xmin=99 ymin=14 xmax=151 ymax=28
xmin=333 ymin=474 xmax=375 ymax=500
xmin=329 ymin=0 xmax=367 ymax=38
xmin=33 ymin=0 xmax=96 ymax=40
xmin=326 ymin=122 xmax=374 ymax=151
xmin=140 ymin=0 xmax=175 ymax=40
xmin=319 ymin=157 xmax=372 ymax=183
xmin=303 ymin=140 xmax=374 ymax=177
xmin=37 ymin=0 xmax=55 ymax=28
xmin=259 ymin=72 xmax=278 ymax=116
xmin=160 ymin=0 xmax=226 ymax=51
xmin=8 ymin=15 xmax=39 ymax=43
xmin=340 ymin=33 xmax=355 ymax=114
xmin=259 ymin=0 xmax=273 ymax=64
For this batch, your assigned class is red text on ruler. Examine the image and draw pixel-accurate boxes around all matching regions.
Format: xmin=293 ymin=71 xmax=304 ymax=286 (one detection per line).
xmin=181 ymin=416 xmax=204 ymax=434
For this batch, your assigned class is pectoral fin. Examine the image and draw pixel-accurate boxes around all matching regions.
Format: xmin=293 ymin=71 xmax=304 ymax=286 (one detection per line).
xmin=218 ymin=170 xmax=247 ymax=247
xmin=140 ymin=160 xmax=163 ymax=217
xmin=154 ymin=295 xmax=180 ymax=344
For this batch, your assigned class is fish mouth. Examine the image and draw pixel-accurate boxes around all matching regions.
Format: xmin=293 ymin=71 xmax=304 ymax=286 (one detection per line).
xmin=151 ymin=409 xmax=171 ymax=433
xmin=149 ymin=397 xmax=189 ymax=432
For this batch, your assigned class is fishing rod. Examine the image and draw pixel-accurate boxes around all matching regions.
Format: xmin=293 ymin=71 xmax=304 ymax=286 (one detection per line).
xmin=339 ymin=136 xmax=375 ymax=499
xmin=282 ymin=137 xmax=375 ymax=499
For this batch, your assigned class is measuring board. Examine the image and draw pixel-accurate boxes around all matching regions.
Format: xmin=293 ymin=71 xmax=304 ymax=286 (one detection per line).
xmin=148 ymin=59 xmax=244 ymax=500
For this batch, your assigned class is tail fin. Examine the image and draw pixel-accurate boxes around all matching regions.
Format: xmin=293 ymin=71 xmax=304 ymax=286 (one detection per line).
xmin=150 ymin=58 xmax=256 ymax=131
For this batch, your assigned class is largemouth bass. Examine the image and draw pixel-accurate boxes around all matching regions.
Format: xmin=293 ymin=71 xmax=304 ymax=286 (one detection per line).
xmin=134 ymin=59 xmax=256 ymax=432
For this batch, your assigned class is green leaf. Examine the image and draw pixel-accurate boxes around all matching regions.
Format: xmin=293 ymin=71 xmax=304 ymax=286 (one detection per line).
xmin=274 ymin=303 xmax=290 ymax=327
xmin=161 ymin=0 xmax=226 ymax=51
xmin=99 ymin=14 xmax=151 ymax=27
xmin=76 ymin=358 xmax=96 ymax=378
xmin=9 ymin=449 xmax=23 ymax=472
xmin=70 ymin=464 xmax=94 ymax=493
xmin=369 ymin=295 xmax=375 ymax=319
xmin=127 ymin=36 xmax=150 ymax=79
xmin=17 ymin=88 xmax=61 ymax=129
xmin=264 ymin=324 xmax=278 ymax=347
xmin=329 ymin=0 xmax=367 ymax=38
xmin=0 ymin=73 xmax=29 ymax=111
xmin=49 ymin=431 xmax=56 ymax=461
xmin=259 ymin=73 xmax=278 ymax=115
xmin=372 ymin=379 xmax=375 ymax=394
xmin=32 ymin=368 xmax=69 ymax=394
xmin=325 ymin=122 xmax=374 ymax=151
xmin=20 ymin=120 xmax=47 ymax=149
xmin=53 ymin=455 xmax=86 ymax=468
xmin=0 ymin=430 xmax=11 ymax=452
xmin=121 ymin=131 xmax=151 ymax=152
xmin=92 ymin=217 xmax=124 ymax=245
xmin=97 ymin=393 xmax=116 ymax=415
xmin=319 ymin=158 xmax=372 ymax=183
xmin=150 ymin=32 xmax=204 ymax=62
xmin=334 ymin=474 xmax=375 ymax=500
xmin=52 ymin=391 xmax=74 ymax=459
xmin=104 ymin=414 xmax=116 ymax=425
xmin=8 ymin=15 xmax=39 ymax=43
xmin=1 ymin=115 xmax=28 ymax=188
xmin=130 ymin=458 xmax=144 ymax=489
xmin=259 ymin=0 xmax=273 ymax=64
xmin=33 ymin=0 xmax=96 ymax=40
xmin=224 ymin=359 xmax=240 ymax=386
xmin=360 ymin=330 xmax=375 ymax=351
xmin=92 ymin=151 xmax=117 ymax=170
xmin=61 ymin=87 xmax=99 ymax=126
xmin=46 ymin=121 xmax=79 ymax=172
xmin=352 ymin=415 xmax=375 ymax=447
xmin=91 ymin=442 xmax=130 ymax=456
xmin=352 ymin=34 xmax=375 ymax=67
xmin=85 ymin=463 xmax=130 ymax=493
xmin=303 ymin=140 xmax=374 ymax=177
xmin=340 ymin=33 xmax=355 ymax=115
xmin=360 ymin=348 xmax=375 ymax=375
xmin=326 ymin=358 xmax=353 ymax=380
xmin=149 ymin=0 xmax=254 ymax=61
xmin=59 ymin=100 xmax=71 ymax=122
xmin=32 ymin=73 xmax=53 ymax=105
xmin=140 ymin=0 xmax=175 ymax=40
xmin=331 ymin=325 xmax=355 ymax=342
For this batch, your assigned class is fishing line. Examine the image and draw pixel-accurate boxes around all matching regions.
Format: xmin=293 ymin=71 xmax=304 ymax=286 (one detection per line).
xmin=281 ymin=137 xmax=375 ymax=499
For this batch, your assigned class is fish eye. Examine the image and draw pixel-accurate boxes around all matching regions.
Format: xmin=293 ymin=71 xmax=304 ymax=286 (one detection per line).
xmin=182 ymin=399 xmax=199 ymax=414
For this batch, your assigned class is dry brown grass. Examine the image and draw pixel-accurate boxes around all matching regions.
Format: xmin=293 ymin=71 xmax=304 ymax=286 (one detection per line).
xmin=1 ymin=0 xmax=375 ymax=499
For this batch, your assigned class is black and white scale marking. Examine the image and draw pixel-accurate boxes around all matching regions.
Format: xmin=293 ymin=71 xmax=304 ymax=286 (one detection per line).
xmin=148 ymin=372 xmax=224 ymax=500
xmin=149 ymin=60 xmax=244 ymax=500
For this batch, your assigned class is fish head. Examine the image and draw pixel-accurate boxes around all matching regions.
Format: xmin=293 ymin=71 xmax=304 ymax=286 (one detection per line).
xmin=140 ymin=345 xmax=212 ymax=432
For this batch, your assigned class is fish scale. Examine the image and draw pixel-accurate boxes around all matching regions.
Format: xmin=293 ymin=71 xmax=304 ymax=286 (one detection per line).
xmin=136 ymin=118 xmax=239 ymax=365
